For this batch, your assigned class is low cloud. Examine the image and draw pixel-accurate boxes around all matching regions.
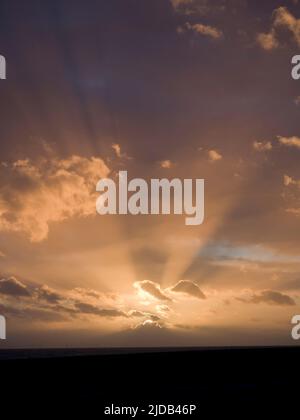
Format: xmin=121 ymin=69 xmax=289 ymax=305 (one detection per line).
xmin=0 ymin=277 xmax=130 ymax=322
xmin=0 ymin=277 xmax=30 ymax=297
xmin=35 ymin=285 xmax=63 ymax=304
xmin=238 ymin=290 xmax=296 ymax=306
xmin=74 ymin=301 xmax=127 ymax=318
xmin=128 ymin=310 xmax=161 ymax=322
xmin=134 ymin=280 xmax=172 ymax=302
xmin=170 ymin=280 xmax=206 ymax=299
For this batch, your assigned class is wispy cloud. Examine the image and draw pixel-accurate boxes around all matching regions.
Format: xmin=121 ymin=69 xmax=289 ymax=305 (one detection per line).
xmin=178 ymin=22 xmax=223 ymax=39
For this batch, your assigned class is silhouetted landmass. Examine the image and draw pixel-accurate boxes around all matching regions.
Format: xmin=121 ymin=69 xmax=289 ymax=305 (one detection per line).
xmin=1 ymin=346 xmax=299 ymax=417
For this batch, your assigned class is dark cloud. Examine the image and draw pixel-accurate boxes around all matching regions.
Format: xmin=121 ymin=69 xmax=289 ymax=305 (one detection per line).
xmin=22 ymin=308 xmax=69 ymax=322
xmin=0 ymin=279 xmax=129 ymax=322
xmin=36 ymin=285 xmax=63 ymax=304
xmin=0 ymin=303 xmax=24 ymax=317
xmin=171 ymin=280 xmax=206 ymax=299
xmin=74 ymin=302 xmax=127 ymax=318
xmin=237 ymin=290 xmax=296 ymax=306
xmin=0 ymin=277 xmax=30 ymax=297
xmin=0 ymin=302 xmax=68 ymax=322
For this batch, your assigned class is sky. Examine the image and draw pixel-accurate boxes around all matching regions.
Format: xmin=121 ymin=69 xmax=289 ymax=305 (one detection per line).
xmin=0 ymin=0 xmax=300 ymax=348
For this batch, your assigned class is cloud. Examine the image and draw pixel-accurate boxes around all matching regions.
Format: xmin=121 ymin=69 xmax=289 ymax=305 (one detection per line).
xmin=171 ymin=0 xmax=227 ymax=17
xmin=278 ymin=136 xmax=300 ymax=149
xmin=35 ymin=285 xmax=63 ymax=304
xmin=283 ymin=174 xmax=300 ymax=187
xmin=294 ymin=96 xmax=300 ymax=106
xmin=273 ymin=7 xmax=300 ymax=46
xmin=159 ymin=160 xmax=173 ymax=169
xmin=74 ymin=301 xmax=127 ymax=318
xmin=134 ymin=280 xmax=172 ymax=301
xmin=112 ymin=143 xmax=122 ymax=158
xmin=0 ymin=277 xmax=131 ymax=322
xmin=128 ymin=310 xmax=161 ymax=322
xmin=170 ymin=280 xmax=206 ymax=299
xmin=111 ymin=143 xmax=131 ymax=160
xmin=208 ymin=149 xmax=223 ymax=162
xmin=238 ymin=290 xmax=296 ymax=306
xmin=179 ymin=22 xmax=223 ymax=39
xmin=71 ymin=287 xmax=118 ymax=303
xmin=0 ymin=277 xmax=30 ymax=297
xmin=0 ymin=302 xmax=68 ymax=322
xmin=133 ymin=319 xmax=164 ymax=330
xmin=253 ymin=141 xmax=272 ymax=152
xmin=286 ymin=208 xmax=300 ymax=216
xmin=156 ymin=304 xmax=170 ymax=315
xmin=283 ymin=175 xmax=300 ymax=215
xmin=256 ymin=30 xmax=279 ymax=51
xmin=171 ymin=0 xmax=208 ymax=15
xmin=0 ymin=154 xmax=109 ymax=241
xmin=188 ymin=22 xmax=223 ymax=39
xmin=257 ymin=7 xmax=300 ymax=50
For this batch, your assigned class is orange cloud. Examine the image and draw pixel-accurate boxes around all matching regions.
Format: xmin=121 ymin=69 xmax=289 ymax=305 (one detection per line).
xmin=257 ymin=7 xmax=300 ymax=50
xmin=278 ymin=136 xmax=300 ymax=149
xmin=208 ymin=149 xmax=222 ymax=162
xmin=134 ymin=280 xmax=172 ymax=302
xmin=0 ymin=154 xmax=109 ymax=241
xmin=253 ymin=141 xmax=272 ymax=152
xmin=170 ymin=280 xmax=206 ymax=299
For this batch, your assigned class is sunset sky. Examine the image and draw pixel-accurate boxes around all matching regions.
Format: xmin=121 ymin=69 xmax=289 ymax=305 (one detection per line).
xmin=0 ymin=0 xmax=300 ymax=347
